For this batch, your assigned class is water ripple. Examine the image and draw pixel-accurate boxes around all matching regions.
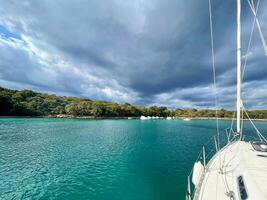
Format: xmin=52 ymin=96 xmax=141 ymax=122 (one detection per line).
xmin=1 ymin=118 xmax=267 ymax=199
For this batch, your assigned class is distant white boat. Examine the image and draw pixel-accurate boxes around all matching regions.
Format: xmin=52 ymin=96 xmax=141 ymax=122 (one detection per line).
xmin=128 ymin=117 xmax=132 ymax=119
xmin=183 ymin=118 xmax=191 ymax=121
xmin=166 ymin=117 xmax=172 ymax=120
xmin=147 ymin=116 xmax=152 ymax=119
xmin=140 ymin=116 xmax=147 ymax=120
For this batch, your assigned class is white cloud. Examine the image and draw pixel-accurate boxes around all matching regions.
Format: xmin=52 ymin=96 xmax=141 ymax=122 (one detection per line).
xmin=0 ymin=0 xmax=267 ymax=109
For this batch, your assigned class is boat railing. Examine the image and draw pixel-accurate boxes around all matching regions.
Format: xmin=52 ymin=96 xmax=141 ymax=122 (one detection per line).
xmin=186 ymin=123 xmax=267 ymax=200
xmin=186 ymin=127 xmax=240 ymax=200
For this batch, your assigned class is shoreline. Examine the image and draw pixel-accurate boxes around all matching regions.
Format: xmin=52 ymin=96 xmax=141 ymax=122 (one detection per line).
xmin=1 ymin=115 xmax=267 ymax=121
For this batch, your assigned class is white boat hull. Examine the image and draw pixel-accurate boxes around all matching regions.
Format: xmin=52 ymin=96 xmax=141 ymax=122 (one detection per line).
xmin=194 ymin=141 xmax=267 ymax=200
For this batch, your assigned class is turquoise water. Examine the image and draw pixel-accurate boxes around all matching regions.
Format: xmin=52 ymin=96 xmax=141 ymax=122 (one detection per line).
xmin=1 ymin=118 xmax=267 ymax=200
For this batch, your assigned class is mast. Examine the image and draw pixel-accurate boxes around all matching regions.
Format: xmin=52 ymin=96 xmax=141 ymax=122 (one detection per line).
xmin=237 ymin=0 xmax=242 ymax=135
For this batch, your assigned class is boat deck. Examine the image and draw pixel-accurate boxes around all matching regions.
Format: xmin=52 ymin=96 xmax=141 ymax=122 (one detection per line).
xmin=194 ymin=141 xmax=267 ymax=200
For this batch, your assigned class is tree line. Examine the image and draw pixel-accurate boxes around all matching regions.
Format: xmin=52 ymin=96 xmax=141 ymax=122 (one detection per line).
xmin=1 ymin=87 xmax=267 ymax=119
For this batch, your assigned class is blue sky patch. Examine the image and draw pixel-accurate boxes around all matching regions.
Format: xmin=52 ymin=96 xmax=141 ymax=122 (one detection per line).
xmin=0 ymin=24 xmax=21 ymax=39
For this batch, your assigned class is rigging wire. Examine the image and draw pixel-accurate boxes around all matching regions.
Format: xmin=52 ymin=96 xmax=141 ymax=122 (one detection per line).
xmin=208 ymin=0 xmax=224 ymax=171
xmin=243 ymin=106 xmax=267 ymax=142
xmin=248 ymin=0 xmax=267 ymax=55
xmin=241 ymin=0 xmax=267 ymax=142
xmin=208 ymin=0 xmax=219 ymax=136
xmin=208 ymin=2 xmax=231 ymax=197
xmin=186 ymin=0 xmax=267 ymax=198
xmin=242 ymin=0 xmax=261 ymax=81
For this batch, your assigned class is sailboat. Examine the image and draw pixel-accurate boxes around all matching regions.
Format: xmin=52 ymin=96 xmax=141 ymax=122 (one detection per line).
xmin=183 ymin=118 xmax=191 ymax=121
xmin=186 ymin=0 xmax=267 ymax=199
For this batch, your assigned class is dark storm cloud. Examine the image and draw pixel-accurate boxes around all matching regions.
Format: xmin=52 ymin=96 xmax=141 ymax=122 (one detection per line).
xmin=0 ymin=0 xmax=267 ymax=108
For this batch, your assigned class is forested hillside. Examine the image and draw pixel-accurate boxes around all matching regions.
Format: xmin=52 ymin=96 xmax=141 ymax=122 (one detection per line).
xmin=0 ymin=87 xmax=171 ymax=117
xmin=1 ymin=87 xmax=267 ymax=118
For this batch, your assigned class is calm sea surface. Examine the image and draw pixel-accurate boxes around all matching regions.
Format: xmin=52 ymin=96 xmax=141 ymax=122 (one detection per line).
xmin=1 ymin=118 xmax=267 ymax=200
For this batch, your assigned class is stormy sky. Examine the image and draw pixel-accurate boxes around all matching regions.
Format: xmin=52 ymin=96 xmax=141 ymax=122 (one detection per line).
xmin=0 ymin=0 xmax=267 ymax=109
